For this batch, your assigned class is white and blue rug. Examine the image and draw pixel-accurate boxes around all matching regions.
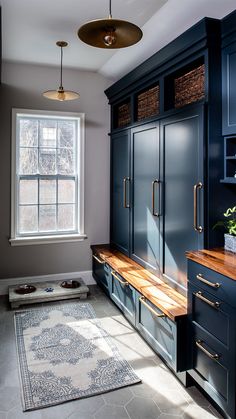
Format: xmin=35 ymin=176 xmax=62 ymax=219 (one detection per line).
xmin=14 ymin=303 xmax=140 ymax=411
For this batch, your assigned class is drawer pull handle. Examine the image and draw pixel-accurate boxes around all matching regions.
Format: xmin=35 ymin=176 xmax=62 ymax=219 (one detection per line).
xmin=139 ymin=296 xmax=166 ymax=318
xmin=152 ymin=179 xmax=160 ymax=217
xmin=111 ymin=271 xmax=128 ymax=286
xmin=196 ymin=340 xmax=220 ymax=360
xmin=195 ymin=291 xmax=220 ymax=309
xmin=93 ymin=254 xmax=105 ymax=264
xmin=196 ymin=273 xmax=220 ymax=289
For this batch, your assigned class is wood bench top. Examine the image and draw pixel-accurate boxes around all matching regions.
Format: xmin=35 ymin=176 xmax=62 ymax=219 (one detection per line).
xmin=186 ymin=248 xmax=236 ymax=281
xmin=91 ymin=245 xmax=187 ymax=321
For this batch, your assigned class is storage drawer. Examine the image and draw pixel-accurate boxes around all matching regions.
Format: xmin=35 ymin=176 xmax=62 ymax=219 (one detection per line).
xmin=188 ymin=260 xmax=236 ymax=308
xmin=92 ymin=254 xmax=111 ymax=295
xmin=110 ymin=270 xmax=136 ymax=326
xmin=192 ymin=324 xmax=229 ymax=402
xmin=189 ymin=282 xmax=230 ymax=347
xmin=135 ymin=291 xmax=185 ymax=372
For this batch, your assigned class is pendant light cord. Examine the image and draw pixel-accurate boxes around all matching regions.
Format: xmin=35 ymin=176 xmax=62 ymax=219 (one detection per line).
xmin=109 ymin=0 xmax=112 ymax=18
xmin=59 ymin=45 xmax=63 ymax=89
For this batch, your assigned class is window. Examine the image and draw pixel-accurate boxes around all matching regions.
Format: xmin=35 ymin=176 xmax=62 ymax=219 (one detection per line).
xmin=10 ymin=109 xmax=86 ymax=245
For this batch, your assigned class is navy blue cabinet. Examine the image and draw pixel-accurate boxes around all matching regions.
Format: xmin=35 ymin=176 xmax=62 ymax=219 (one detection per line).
xmin=187 ymin=259 xmax=236 ymax=418
xmin=92 ymin=254 xmax=111 ymax=295
xmin=131 ymin=123 xmax=160 ymax=273
xmin=222 ymin=41 xmax=236 ymax=135
xmin=111 ymin=130 xmax=130 ymax=254
xmin=110 ymin=270 xmax=136 ymax=326
xmin=160 ymin=107 xmax=204 ymax=290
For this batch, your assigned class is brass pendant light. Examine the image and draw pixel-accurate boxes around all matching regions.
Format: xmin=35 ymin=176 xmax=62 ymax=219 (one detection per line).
xmin=78 ymin=0 xmax=143 ymax=49
xmin=43 ymin=41 xmax=80 ymax=101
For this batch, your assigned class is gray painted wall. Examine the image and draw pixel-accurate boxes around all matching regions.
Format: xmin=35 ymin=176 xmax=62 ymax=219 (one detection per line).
xmin=0 ymin=61 xmax=111 ymax=279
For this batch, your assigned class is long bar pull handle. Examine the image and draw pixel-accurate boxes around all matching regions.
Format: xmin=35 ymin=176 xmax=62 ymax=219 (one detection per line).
xmin=139 ymin=296 xmax=166 ymax=318
xmin=92 ymin=254 xmax=105 ymax=264
xmin=194 ymin=291 xmax=220 ymax=309
xmin=193 ymin=182 xmax=203 ymax=233
xmin=152 ymin=179 xmax=160 ymax=217
xmin=111 ymin=270 xmax=128 ymax=286
xmin=123 ymin=177 xmax=130 ymax=208
xmin=196 ymin=273 xmax=221 ymax=289
xmin=196 ymin=340 xmax=220 ymax=360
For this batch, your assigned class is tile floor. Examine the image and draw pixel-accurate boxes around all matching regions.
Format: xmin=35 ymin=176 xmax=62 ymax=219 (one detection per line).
xmin=0 ymin=285 xmax=223 ymax=419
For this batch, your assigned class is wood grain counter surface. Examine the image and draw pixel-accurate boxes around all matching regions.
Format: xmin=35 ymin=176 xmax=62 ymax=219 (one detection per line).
xmin=186 ymin=248 xmax=236 ymax=281
xmin=91 ymin=245 xmax=187 ymax=321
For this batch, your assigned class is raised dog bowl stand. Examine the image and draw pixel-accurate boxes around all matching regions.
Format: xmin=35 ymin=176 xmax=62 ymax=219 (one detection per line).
xmin=9 ymin=278 xmax=89 ymax=309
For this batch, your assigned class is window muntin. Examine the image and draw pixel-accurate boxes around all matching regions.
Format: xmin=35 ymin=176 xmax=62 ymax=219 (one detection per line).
xmin=11 ymin=110 xmax=85 ymax=243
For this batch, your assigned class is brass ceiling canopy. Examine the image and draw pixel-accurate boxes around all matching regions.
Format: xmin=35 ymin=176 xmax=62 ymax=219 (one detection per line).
xmin=78 ymin=0 xmax=143 ymax=49
xmin=43 ymin=41 xmax=80 ymax=101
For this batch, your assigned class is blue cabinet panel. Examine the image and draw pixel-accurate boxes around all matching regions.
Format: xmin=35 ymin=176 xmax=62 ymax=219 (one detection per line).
xmin=111 ymin=131 xmax=130 ymax=254
xmin=160 ymin=107 xmax=204 ymax=290
xmin=92 ymin=255 xmax=111 ymax=295
xmin=131 ymin=122 xmax=160 ymax=273
xmin=110 ymin=270 xmax=136 ymax=326
xmin=222 ymin=42 xmax=236 ymax=135
xmin=135 ymin=290 xmax=178 ymax=371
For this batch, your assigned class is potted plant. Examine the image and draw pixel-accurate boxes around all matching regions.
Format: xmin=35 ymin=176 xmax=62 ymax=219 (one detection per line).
xmin=214 ymin=206 xmax=236 ymax=253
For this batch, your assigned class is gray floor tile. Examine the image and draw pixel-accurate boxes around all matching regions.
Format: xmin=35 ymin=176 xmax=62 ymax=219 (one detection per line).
xmin=131 ymin=383 xmax=157 ymax=399
xmin=0 ymin=412 xmax=7 ymax=419
xmin=94 ymin=404 xmax=130 ymax=419
xmin=68 ymin=412 xmax=93 ymax=419
xmin=66 ymin=395 xmax=105 ymax=416
xmin=153 ymin=389 xmax=189 ymax=415
xmin=183 ymin=404 xmax=220 ymax=418
xmin=0 ymin=387 xmax=20 ymax=412
xmin=126 ymin=396 xmax=161 ymax=419
xmin=7 ymin=405 xmax=43 ymax=419
xmin=103 ymin=387 xmax=133 ymax=406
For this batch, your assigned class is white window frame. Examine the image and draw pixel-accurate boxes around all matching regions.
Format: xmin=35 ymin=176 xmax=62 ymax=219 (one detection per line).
xmin=10 ymin=108 xmax=86 ymax=246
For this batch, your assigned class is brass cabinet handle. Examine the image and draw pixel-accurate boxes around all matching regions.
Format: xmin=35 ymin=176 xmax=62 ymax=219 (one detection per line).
xmin=92 ymin=254 xmax=105 ymax=264
xmin=152 ymin=179 xmax=160 ymax=217
xmin=123 ymin=177 xmax=130 ymax=208
xmin=111 ymin=270 xmax=128 ymax=286
xmin=196 ymin=340 xmax=220 ymax=360
xmin=196 ymin=273 xmax=221 ymax=289
xmin=139 ymin=296 xmax=166 ymax=317
xmin=194 ymin=291 xmax=220 ymax=309
xmin=193 ymin=182 xmax=203 ymax=233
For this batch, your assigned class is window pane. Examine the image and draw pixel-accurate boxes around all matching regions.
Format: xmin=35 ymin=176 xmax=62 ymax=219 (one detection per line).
xmin=19 ymin=206 xmax=38 ymax=233
xmin=39 ymin=205 xmax=56 ymax=231
xmin=58 ymin=120 xmax=76 ymax=148
xmin=19 ymin=148 xmax=38 ymax=175
xmin=39 ymin=149 xmax=56 ymax=174
xmin=58 ymin=204 xmax=75 ymax=230
xmin=19 ymin=180 xmax=38 ymax=204
xmin=58 ymin=180 xmax=75 ymax=203
xmin=58 ymin=149 xmax=74 ymax=175
xmin=19 ymin=119 xmax=38 ymax=147
xmin=40 ymin=180 xmax=56 ymax=204
xmin=39 ymin=120 xmax=57 ymax=148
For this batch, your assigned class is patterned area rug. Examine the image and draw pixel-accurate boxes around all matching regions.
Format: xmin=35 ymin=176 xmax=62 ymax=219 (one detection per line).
xmin=14 ymin=303 xmax=140 ymax=411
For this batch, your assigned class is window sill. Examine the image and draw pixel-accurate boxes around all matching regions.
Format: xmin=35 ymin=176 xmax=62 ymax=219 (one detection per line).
xmin=9 ymin=234 xmax=87 ymax=246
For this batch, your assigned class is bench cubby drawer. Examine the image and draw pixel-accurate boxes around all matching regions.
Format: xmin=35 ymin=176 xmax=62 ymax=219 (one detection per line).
xmin=92 ymin=254 xmax=111 ymax=294
xmin=110 ymin=270 xmax=136 ymax=326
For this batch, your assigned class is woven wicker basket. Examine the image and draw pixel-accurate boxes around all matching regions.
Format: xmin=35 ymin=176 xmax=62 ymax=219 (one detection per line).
xmin=137 ymin=85 xmax=160 ymax=121
xmin=117 ymin=103 xmax=131 ymax=127
xmin=175 ymin=64 xmax=205 ymax=108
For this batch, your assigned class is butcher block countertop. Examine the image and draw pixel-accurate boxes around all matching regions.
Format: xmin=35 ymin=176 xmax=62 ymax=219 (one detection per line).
xmin=91 ymin=245 xmax=187 ymax=321
xmin=186 ymin=248 xmax=236 ymax=281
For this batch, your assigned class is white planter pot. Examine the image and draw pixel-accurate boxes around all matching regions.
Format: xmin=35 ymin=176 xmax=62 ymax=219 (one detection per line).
xmin=224 ymin=233 xmax=236 ymax=253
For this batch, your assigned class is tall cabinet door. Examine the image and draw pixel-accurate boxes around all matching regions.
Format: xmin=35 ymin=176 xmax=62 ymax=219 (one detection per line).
xmin=131 ymin=122 xmax=160 ymax=273
xmin=111 ymin=130 xmax=130 ymax=255
xmin=160 ymin=106 xmax=204 ymax=290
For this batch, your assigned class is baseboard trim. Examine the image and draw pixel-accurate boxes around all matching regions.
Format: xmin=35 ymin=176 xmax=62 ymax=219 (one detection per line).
xmin=0 ymin=271 xmax=95 ymax=296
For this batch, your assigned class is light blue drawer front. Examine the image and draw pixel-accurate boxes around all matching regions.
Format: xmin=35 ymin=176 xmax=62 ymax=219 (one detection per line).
xmin=135 ymin=291 xmax=177 ymax=371
xmin=110 ymin=271 xmax=136 ymax=326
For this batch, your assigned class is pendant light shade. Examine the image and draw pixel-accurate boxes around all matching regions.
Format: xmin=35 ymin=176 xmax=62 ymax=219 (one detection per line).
xmin=43 ymin=41 xmax=80 ymax=101
xmin=78 ymin=0 xmax=143 ymax=49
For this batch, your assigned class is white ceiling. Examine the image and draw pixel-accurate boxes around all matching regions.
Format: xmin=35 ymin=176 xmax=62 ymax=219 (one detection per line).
xmin=1 ymin=0 xmax=236 ymax=82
